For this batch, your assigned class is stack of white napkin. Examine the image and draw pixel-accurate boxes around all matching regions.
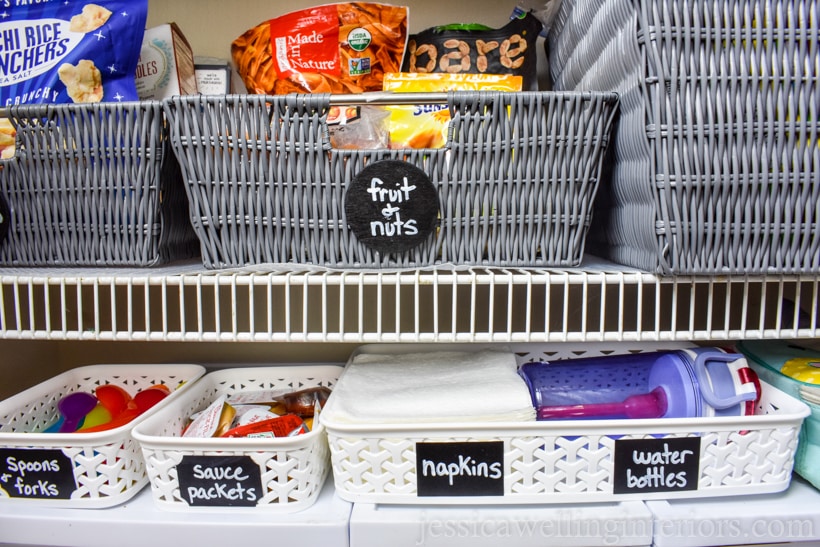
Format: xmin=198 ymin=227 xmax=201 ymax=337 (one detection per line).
xmin=322 ymin=349 xmax=536 ymax=424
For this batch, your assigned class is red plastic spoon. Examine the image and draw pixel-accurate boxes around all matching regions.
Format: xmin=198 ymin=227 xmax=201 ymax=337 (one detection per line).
xmin=77 ymin=385 xmax=169 ymax=433
xmin=94 ymin=384 xmax=133 ymax=416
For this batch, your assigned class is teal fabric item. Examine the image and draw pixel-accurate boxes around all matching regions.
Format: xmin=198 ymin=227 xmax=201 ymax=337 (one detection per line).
xmin=737 ymin=340 xmax=820 ymax=491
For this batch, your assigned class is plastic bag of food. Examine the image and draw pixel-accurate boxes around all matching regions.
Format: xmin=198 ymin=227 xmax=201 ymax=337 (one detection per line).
xmin=231 ymin=2 xmax=409 ymax=94
xmin=511 ymin=0 xmax=563 ymax=36
xmin=0 ymin=1 xmax=149 ymax=107
xmin=328 ymin=105 xmax=390 ymax=149
xmin=383 ymin=72 xmax=523 ymax=149
xmin=401 ymin=12 xmax=543 ymax=91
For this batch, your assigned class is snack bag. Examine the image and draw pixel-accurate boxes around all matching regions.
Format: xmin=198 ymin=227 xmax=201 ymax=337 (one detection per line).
xmin=0 ymin=119 xmax=15 ymax=159
xmin=401 ymin=12 xmax=543 ymax=91
xmin=231 ymin=2 xmax=409 ymax=94
xmin=0 ymin=1 xmax=149 ymax=107
xmin=383 ymin=72 xmax=522 ymax=149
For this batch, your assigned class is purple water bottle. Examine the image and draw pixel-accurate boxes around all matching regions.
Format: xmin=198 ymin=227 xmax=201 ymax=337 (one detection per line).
xmin=518 ymin=348 xmax=761 ymax=420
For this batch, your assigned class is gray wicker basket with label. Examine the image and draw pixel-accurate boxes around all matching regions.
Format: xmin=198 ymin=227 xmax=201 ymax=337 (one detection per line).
xmin=164 ymin=91 xmax=618 ymax=269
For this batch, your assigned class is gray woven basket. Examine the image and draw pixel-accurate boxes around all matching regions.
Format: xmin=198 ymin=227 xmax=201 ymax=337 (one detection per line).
xmin=0 ymin=102 xmax=199 ymax=267
xmin=164 ymin=91 xmax=618 ymax=269
xmin=549 ymin=0 xmax=820 ymax=275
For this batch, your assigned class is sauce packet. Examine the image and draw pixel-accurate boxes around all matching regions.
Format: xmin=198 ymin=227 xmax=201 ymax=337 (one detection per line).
xmin=1 ymin=1 xmax=149 ymax=107
xmin=221 ymin=414 xmax=308 ymax=438
xmin=382 ymin=72 xmax=522 ymax=149
xmin=231 ymin=2 xmax=409 ymax=94
xmin=182 ymin=395 xmax=237 ymax=438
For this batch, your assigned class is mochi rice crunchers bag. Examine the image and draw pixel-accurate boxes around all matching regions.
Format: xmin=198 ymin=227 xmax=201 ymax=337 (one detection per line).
xmin=0 ymin=1 xmax=147 ymax=158
xmin=0 ymin=0 xmax=148 ymax=107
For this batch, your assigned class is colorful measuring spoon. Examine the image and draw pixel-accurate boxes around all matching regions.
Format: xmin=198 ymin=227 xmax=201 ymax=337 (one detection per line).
xmin=56 ymin=391 xmax=98 ymax=432
xmin=78 ymin=404 xmax=113 ymax=430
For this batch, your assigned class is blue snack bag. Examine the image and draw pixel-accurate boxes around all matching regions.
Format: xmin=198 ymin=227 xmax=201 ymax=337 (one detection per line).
xmin=1 ymin=1 xmax=148 ymax=107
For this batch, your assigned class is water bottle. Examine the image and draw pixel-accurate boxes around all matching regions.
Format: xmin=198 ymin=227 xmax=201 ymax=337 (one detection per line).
xmin=518 ymin=348 xmax=761 ymax=420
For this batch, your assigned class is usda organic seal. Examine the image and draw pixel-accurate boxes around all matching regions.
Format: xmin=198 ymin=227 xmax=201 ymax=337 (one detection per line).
xmin=347 ymin=27 xmax=372 ymax=51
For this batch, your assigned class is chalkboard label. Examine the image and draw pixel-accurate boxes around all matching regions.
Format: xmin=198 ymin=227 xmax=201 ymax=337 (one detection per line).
xmin=0 ymin=448 xmax=76 ymax=499
xmin=176 ymin=455 xmax=263 ymax=507
xmin=0 ymin=193 xmax=10 ymax=245
xmin=613 ymin=437 xmax=701 ymax=494
xmin=344 ymin=159 xmax=439 ymax=254
xmin=416 ymin=441 xmax=504 ymax=497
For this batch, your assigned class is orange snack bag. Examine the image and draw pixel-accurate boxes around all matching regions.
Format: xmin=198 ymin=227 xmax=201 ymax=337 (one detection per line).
xmin=231 ymin=3 xmax=409 ymax=94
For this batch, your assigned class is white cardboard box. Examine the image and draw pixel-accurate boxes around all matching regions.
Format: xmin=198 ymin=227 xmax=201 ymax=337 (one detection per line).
xmin=135 ymin=23 xmax=198 ymax=100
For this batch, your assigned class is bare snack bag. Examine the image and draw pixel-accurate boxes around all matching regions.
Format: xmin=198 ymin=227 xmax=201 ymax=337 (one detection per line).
xmin=0 ymin=0 xmax=149 ymax=107
xmin=402 ymin=12 xmax=543 ymax=91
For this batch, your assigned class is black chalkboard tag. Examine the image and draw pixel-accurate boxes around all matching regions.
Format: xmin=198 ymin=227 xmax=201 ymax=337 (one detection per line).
xmin=176 ymin=455 xmax=263 ymax=507
xmin=0 ymin=447 xmax=76 ymax=500
xmin=613 ymin=437 xmax=701 ymax=494
xmin=416 ymin=441 xmax=504 ymax=497
xmin=344 ymin=159 xmax=439 ymax=254
xmin=0 ymin=193 xmax=10 ymax=245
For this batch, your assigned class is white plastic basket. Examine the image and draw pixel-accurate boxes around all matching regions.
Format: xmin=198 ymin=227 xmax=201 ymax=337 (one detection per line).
xmin=131 ymin=365 xmax=341 ymax=513
xmin=0 ymin=364 xmax=206 ymax=508
xmin=322 ymin=343 xmax=811 ymax=505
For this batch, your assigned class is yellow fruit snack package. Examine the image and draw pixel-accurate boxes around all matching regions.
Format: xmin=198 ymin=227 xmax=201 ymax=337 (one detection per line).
xmin=382 ymin=72 xmax=522 ymax=149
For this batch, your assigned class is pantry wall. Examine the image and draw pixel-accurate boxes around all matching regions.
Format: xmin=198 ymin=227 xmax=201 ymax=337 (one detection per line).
xmin=0 ymin=0 xmax=819 ymax=545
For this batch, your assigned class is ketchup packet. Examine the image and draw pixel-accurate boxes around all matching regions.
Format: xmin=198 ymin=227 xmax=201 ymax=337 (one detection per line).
xmin=1 ymin=1 xmax=149 ymax=107
xmin=221 ymin=414 xmax=308 ymax=438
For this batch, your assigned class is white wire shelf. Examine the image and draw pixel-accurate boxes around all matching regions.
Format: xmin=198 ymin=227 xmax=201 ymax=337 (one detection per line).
xmin=0 ymin=258 xmax=817 ymax=343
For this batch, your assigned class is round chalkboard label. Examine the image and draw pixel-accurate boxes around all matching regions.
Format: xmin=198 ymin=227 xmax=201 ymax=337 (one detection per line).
xmin=345 ymin=160 xmax=439 ymax=254
xmin=0 ymin=193 xmax=9 ymax=245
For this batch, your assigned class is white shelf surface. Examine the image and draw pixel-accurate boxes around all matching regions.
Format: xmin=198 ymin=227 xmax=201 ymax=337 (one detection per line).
xmin=0 ymin=479 xmax=351 ymax=547
xmin=350 ymin=498 xmax=653 ymax=547
xmin=647 ymin=476 xmax=820 ymax=547
xmin=2 ymin=473 xmax=819 ymax=547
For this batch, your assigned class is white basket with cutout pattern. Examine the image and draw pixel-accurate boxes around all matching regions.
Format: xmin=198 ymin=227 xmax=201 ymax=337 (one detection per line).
xmin=322 ymin=343 xmax=810 ymax=505
xmin=0 ymin=364 xmax=205 ymax=508
xmin=132 ymin=365 xmax=341 ymax=513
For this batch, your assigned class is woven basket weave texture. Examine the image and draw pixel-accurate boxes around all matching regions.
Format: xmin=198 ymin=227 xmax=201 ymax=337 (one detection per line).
xmin=164 ymin=91 xmax=618 ymax=269
xmin=0 ymin=102 xmax=199 ymax=267
xmin=549 ymin=0 xmax=820 ymax=274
